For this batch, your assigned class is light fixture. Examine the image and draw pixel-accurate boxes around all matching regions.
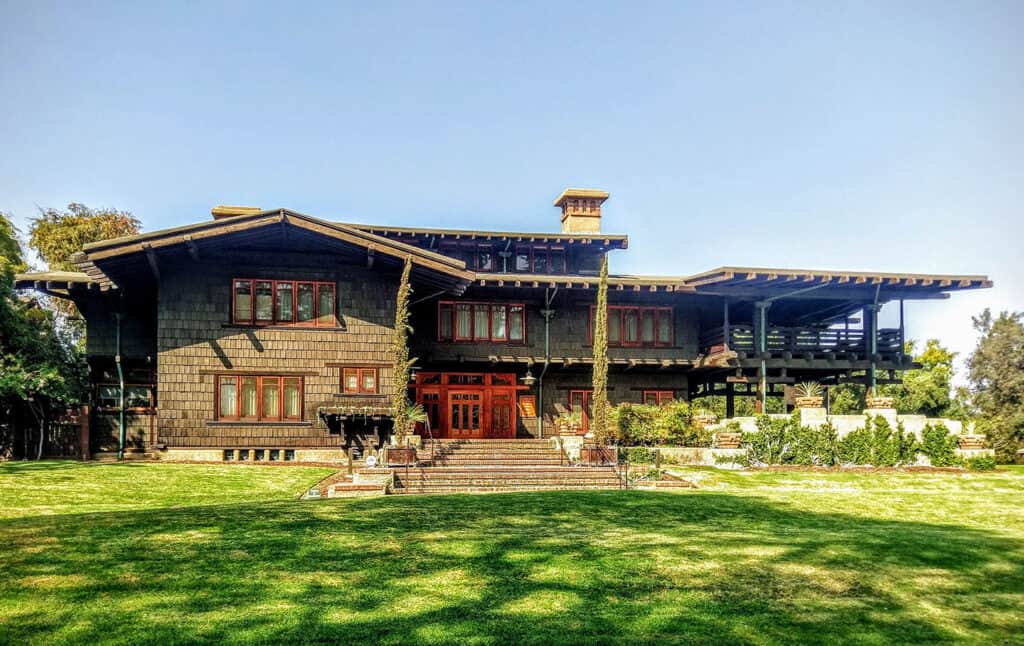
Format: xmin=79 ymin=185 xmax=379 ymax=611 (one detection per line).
xmin=520 ymin=369 xmax=537 ymax=386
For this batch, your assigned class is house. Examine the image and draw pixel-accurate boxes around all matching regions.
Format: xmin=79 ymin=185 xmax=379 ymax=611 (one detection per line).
xmin=15 ymin=189 xmax=991 ymax=462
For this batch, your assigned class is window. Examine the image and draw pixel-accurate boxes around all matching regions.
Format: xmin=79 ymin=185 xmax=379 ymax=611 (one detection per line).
xmin=231 ymin=279 xmax=336 ymax=326
xmin=96 ymin=384 xmax=155 ymax=410
xmin=438 ymin=301 xmax=526 ymax=343
xmin=477 ymin=245 xmax=494 ymax=271
xmin=216 ymin=375 xmax=303 ymax=421
xmin=342 ymin=367 xmax=379 ymax=394
xmin=591 ymin=306 xmax=673 ymax=347
xmin=643 ymin=390 xmax=675 ymax=406
xmin=511 ymin=245 xmax=568 ymax=274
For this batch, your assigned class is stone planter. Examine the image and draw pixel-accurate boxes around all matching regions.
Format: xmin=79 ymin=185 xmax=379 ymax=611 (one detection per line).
xmin=692 ymin=412 xmax=718 ymax=428
xmin=714 ymin=432 xmax=742 ymax=449
xmin=866 ymin=396 xmax=895 ymax=409
xmin=957 ymin=434 xmax=986 ymax=450
xmin=795 ymin=396 xmax=824 ymax=409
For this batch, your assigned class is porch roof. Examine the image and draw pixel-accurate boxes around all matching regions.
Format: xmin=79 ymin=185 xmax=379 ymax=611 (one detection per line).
xmin=682 ymin=266 xmax=992 ymax=301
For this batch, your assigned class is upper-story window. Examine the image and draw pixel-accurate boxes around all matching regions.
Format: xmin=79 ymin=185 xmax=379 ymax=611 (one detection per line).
xmin=437 ymin=242 xmax=567 ymax=274
xmin=590 ymin=305 xmax=673 ymax=347
xmin=438 ymin=301 xmax=526 ymax=343
xmin=515 ymin=245 xmax=566 ymax=274
xmin=342 ymin=367 xmax=379 ymax=394
xmin=232 ymin=279 xmax=336 ymax=326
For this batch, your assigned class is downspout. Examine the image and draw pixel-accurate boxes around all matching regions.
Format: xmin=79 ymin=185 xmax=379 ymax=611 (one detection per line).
xmin=115 ymin=312 xmax=126 ymax=461
xmin=537 ymin=287 xmax=558 ymax=438
xmin=869 ymin=284 xmax=881 ymax=394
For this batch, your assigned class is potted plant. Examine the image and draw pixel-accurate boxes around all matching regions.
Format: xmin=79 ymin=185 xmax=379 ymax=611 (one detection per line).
xmin=865 ymin=389 xmax=895 ymax=409
xmin=557 ymin=411 xmax=583 ymax=436
xmin=396 ymin=403 xmax=428 ymax=448
xmin=793 ymin=381 xmax=824 ymax=409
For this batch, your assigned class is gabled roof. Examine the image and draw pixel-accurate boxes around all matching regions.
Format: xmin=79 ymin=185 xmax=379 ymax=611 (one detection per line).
xmin=345 ymin=223 xmax=629 ymax=249
xmin=75 ymin=209 xmax=475 ymax=293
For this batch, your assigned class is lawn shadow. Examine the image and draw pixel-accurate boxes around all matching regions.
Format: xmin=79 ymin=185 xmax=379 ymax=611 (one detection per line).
xmin=2 ymin=491 xmax=1022 ymax=644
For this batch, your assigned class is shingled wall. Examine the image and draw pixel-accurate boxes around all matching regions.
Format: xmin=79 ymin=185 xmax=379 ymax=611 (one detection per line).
xmin=155 ymin=253 xmax=398 ymax=450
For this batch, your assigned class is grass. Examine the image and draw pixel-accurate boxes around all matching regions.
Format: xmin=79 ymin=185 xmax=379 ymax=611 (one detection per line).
xmin=1 ymin=462 xmax=1022 ymax=645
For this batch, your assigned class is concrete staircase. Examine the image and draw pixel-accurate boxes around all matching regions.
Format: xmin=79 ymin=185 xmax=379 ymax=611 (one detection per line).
xmin=388 ymin=439 xmax=622 ymax=494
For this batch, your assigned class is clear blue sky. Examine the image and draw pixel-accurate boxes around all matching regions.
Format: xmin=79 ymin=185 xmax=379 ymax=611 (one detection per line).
xmin=2 ymin=1 xmax=1021 ymax=376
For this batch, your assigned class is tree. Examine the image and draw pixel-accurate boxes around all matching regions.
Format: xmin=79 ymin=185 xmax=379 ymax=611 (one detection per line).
xmin=886 ymin=339 xmax=966 ymax=418
xmin=590 ymin=254 xmax=610 ymax=442
xmin=29 ymin=203 xmax=140 ymax=272
xmin=0 ymin=213 xmax=85 ymax=458
xmin=968 ymin=309 xmax=1024 ymax=462
xmin=389 ymin=257 xmax=414 ymax=445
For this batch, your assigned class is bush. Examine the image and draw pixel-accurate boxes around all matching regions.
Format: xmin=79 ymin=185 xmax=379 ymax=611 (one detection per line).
xmin=611 ymin=401 xmax=712 ymax=447
xmin=790 ymin=421 xmax=840 ymax=466
xmin=921 ymin=423 xmax=961 ymax=467
xmin=619 ymin=446 xmax=658 ymax=464
xmin=966 ymin=454 xmax=997 ymax=471
xmin=739 ymin=415 xmax=841 ymax=466
xmin=836 ymin=416 xmax=919 ymax=466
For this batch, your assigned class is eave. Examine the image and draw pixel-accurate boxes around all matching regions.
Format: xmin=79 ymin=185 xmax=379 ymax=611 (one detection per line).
xmin=345 ymin=223 xmax=629 ymax=249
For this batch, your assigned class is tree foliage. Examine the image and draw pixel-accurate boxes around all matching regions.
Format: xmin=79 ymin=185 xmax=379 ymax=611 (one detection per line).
xmin=389 ymin=257 xmax=414 ymax=444
xmin=591 ymin=255 xmax=610 ymax=442
xmin=828 ymin=339 xmax=967 ymax=419
xmin=0 ymin=213 xmax=86 ymax=457
xmin=29 ymin=203 xmax=140 ymax=272
xmin=968 ymin=309 xmax=1024 ymax=462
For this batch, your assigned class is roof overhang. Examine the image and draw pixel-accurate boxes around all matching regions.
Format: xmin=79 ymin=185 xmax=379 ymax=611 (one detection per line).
xmin=13 ymin=271 xmax=98 ymax=299
xmin=345 ymin=223 xmax=629 ymax=250
xmin=76 ymin=209 xmax=475 ymax=294
xmin=683 ymin=266 xmax=992 ymax=301
xmin=472 ymin=272 xmax=693 ymax=293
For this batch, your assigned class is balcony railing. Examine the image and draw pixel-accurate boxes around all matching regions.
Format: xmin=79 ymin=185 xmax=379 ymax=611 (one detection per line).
xmin=701 ymin=324 xmax=903 ymax=358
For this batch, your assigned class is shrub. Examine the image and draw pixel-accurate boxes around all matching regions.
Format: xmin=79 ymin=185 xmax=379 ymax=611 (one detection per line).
xmin=611 ymin=401 xmax=712 ymax=447
xmin=921 ymin=423 xmax=961 ymax=467
xmin=619 ymin=446 xmax=658 ymax=464
xmin=790 ymin=420 xmax=840 ymax=466
xmin=743 ymin=414 xmax=793 ymax=465
xmin=837 ymin=415 xmax=919 ymax=466
xmin=966 ymin=454 xmax=996 ymax=471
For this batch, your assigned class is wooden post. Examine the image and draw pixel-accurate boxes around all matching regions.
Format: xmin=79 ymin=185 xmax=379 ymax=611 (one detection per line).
xmin=347 ymin=447 xmax=355 ymax=475
xmin=723 ymin=298 xmax=730 ymax=349
xmin=79 ymin=404 xmax=90 ymax=461
xmin=725 ymin=382 xmax=735 ymax=419
xmin=655 ymin=448 xmax=662 ymax=471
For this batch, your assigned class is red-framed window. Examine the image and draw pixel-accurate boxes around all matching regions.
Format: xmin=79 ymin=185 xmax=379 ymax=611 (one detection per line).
xmin=438 ymin=301 xmax=526 ymax=343
xmin=643 ymin=390 xmax=675 ymax=406
xmin=590 ymin=305 xmax=673 ymax=347
xmin=514 ymin=245 xmax=566 ymax=274
xmin=342 ymin=367 xmax=379 ymax=394
xmin=216 ymin=375 xmax=303 ymax=421
xmin=232 ymin=279 xmax=336 ymax=326
xmin=569 ymin=389 xmax=593 ymax=434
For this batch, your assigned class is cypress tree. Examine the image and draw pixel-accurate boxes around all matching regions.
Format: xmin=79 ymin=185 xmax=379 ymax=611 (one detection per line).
xmin=390 ymin=256 xmax=414 ymax=444
xmin=592 ymin=254 xmax=610 ymax=442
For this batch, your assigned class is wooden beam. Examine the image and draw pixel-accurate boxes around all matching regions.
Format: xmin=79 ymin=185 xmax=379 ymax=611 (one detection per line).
xmin=183 ymin=235 xmax=201 ymax=261
xmin=142 ymin=244 xmax=160 ymax=281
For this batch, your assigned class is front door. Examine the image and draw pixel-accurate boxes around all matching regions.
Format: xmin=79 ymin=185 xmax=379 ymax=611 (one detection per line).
xmin=448 ymin=391 xmax=483 ymax=438
xmin=491 ymin=393 xmax=514 ymax=438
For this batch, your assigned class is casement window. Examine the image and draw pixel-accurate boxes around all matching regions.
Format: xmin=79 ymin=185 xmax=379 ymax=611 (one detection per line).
xmin=96 ymin=385 xmax=155 ymax=410
xmin=438 ymin=301 xmax=526 ymax=343
xmin=342 ymin=367 xmax=379 ymax=394
xmin=643 ymin=390 xmax=675 ymax=406
xmin=231 ymin=279 xmax=336 ymax=326
xmin=513 ymin=245 xmax=567 ymax=274
xmin=217 ymin=375 xmax=303 ymax=421
xmin=591 ymin=306 xmax=673 ymax=347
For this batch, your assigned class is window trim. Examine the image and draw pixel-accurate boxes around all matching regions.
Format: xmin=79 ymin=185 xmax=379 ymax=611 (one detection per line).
xmin=590 ymin=305 xmax=673 ymax=348
xmin=342 ymin=367 xmax=379 ymax=394
xmin=643 ymin=390 xmax=675 ymax=406
xmin=215 ymin=375 xmax=304 ymax=422
xmin=438 ymin=301 xmax=527 ymax=344
xmin=231 ymin=278 xmax=337 ymax=327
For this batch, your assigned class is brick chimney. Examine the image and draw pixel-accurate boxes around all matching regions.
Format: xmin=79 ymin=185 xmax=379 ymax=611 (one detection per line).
xmin=211 ymin=205 xmax=262 ymax=220
xmin=554 ymin=188 xmax=609 ymax=234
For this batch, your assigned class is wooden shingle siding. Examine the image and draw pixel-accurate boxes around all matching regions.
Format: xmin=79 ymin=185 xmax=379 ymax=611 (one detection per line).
xmin=155 ymin=253 xmax=397 ymax=449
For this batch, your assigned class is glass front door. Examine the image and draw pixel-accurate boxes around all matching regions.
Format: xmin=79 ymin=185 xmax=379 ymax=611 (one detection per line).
xmin=448 ymin=391 xmax=483 ymax=438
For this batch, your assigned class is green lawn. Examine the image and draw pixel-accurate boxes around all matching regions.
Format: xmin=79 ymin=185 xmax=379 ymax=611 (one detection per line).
xmin=1 ymin=462 xmax=1022 ymax=645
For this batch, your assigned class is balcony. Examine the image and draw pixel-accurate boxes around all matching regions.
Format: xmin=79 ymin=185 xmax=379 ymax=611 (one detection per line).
xmin=701 ymin=324 xmax=903 ymax=360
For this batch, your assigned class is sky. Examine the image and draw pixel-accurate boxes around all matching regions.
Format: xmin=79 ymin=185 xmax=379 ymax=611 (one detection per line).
xmin=1 ymin=1 xmax=1021 ymax=379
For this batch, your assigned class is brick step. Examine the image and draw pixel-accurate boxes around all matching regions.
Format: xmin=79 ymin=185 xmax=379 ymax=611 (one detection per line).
xmin=394 ymin=475 xmax=620 ymax=487
xmin=397 ymin=473 xmax=619 ymax=482
xmin=429 ymin=458 xmax=564 ymax=465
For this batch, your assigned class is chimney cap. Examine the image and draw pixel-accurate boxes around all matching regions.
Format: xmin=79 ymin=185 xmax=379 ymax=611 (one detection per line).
xmin=211 ymin=205 xmax=262 ymax=219
xmin=553 ymin=188 xmax=609 ymax=207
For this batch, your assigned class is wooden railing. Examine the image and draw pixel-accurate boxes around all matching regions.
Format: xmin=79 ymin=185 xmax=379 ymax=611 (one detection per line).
xmin=701 ymin=324 xmax=902 ymax=357
xmin=579 ymin=446 xmax=618 ymax=467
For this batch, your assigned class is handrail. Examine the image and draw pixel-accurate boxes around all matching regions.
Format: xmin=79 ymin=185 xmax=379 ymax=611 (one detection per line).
xmin=701 ymin=324 xmax=903 ymax=355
